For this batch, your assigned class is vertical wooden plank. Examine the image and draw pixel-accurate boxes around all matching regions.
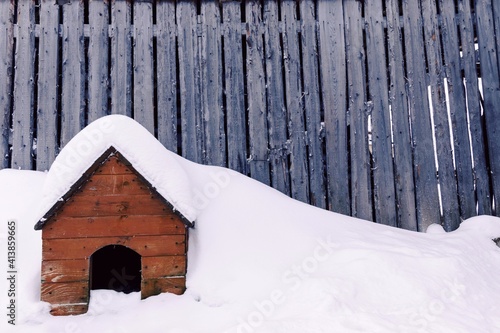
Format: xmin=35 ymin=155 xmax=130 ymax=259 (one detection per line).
xmin=439 ymin=0 xmax=476 ymax=223
xmin=222 ymin=1 xmax=247 ymax=173
xmin=317 ymin=0 xmax=350 ymax=215
xmin=88 ymin=0 xmax=109 ymax=123
xmin=177 ymin=0 xmax=203 ymax=163
xmin=475 ymin=0 xmax=500 ymax=216
xmin=365 ymin=0 xmax=397 ymax=226
xmin=110 ymin=0 xmax=132 ymax=116
xmin=201 ymin=1 xmax=225 ymax=166
xmin=343 ymin=0 xmax=372 ymax=221
xmin=300 ymin=0 xmax=325 ymax=209
xmin=133 ymin=1 xmax=155 ymax=134
xmin=263 ymin=1 xmax=289 ymax=195
xmin=402 ymin=0 xmax=440 ymax=231
xmin=60 ymin=1 xmax=85 ymax=147
xmin=245 ymin=0 xmax=270 ymax=185
xmin=495 ymin=0 xmax=500 ymax=74
xmin=37 ymin=0 xmax=60 ymax=171
xmin=458 ymin=0 xmax=491 ymax=215
xmin=0 ymin=0 xmax=14 ymax=169
xmin=156 ymin=0 xmax=178 ymax=153
xmin=385 ymin=0 xmax=417 ymax=230
xmin=11 ymin=1 xmax=35 ymax=169
xmin=281 ymin=0 xmax=309 ymax=203
xmin=421 ymin=0 xmax=459 ymax=230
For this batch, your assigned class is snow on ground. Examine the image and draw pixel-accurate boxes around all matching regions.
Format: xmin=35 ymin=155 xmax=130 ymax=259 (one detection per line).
xmin=1 ymin=116 xmax=500 ymax=333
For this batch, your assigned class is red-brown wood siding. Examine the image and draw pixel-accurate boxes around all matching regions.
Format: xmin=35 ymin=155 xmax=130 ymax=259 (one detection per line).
xmin=41 ymin=154 xmax=188 ymax=315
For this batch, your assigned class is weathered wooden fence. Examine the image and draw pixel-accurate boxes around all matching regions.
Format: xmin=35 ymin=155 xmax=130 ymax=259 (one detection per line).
xmin=1 ymin=0 xmax=500 ymax=232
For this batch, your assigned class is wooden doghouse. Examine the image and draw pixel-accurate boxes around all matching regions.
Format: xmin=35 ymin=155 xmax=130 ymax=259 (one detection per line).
xmin=34 ymin=147 xmax=194 ymax=316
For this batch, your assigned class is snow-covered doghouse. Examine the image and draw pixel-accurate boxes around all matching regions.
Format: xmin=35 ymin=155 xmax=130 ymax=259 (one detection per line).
xmin=34 ymin=116 xmax=196 ymax=316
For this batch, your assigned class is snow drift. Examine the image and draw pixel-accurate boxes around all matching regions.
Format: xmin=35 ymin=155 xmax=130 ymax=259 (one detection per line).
xmin=1 ymin=115 xmax=500 ymax=333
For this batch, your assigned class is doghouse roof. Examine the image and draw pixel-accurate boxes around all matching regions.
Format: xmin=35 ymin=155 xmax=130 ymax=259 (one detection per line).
xmin=34 ymin=115 xmax=197 ymax=230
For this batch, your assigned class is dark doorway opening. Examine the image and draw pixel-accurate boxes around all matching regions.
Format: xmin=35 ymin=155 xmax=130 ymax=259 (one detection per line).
xmin=90 ymin=245 xmax=141 ymax=293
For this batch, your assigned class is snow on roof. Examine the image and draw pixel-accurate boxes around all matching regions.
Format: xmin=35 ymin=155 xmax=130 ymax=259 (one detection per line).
xmin=34 ymin=115 xmax=196 ymax=227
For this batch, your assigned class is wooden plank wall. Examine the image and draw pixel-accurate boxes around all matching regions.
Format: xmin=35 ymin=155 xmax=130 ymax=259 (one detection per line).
xmin=385 ymin=0 xmax=416 ymax=231
xmin=37 ymin=0 xmax=60 ymax=171
xmin=1 ymin=0 xmax=500 ymax=232
xmin=0 ymin=0 xmax=14 ymax=169
xmin=11 ymin=1 xmax=35 ymax=170
xmin=365 ymin=0 xmax=396 ymax=227
xmin=317 ymin=0 xmax=349 ymax=216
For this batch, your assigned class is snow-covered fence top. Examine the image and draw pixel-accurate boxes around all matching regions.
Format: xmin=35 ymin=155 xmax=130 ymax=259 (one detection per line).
xmin=1 ymin=0 xmax=499 ymax=232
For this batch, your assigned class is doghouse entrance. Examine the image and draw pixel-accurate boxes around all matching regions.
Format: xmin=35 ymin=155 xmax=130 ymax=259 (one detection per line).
xmin=90 ymin=245 xmax=141 ymax=293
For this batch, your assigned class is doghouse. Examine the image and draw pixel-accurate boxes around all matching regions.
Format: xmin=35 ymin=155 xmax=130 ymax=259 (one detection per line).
xmin=34 ymin=146 xmax=194 ymax=316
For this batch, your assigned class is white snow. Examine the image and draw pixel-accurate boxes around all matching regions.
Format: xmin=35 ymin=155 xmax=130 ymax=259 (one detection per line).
xmin=1 ymin=116 xmax=500 ymax=333
xmin=35 ymin=115 xmax=196 ymax=223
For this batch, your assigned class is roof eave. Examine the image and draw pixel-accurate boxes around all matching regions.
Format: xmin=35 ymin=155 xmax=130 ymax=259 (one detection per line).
xmin=34 ymin=146 xmax=195 ymax=230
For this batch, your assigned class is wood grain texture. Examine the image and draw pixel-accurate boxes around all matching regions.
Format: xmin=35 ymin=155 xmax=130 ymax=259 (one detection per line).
xmin=11 ymin=1 xmax=35 ymax=169
xmin=365 ymin=0 xmax=397 ymax=226
xmin=421 ymin=0 xmax=459 ymax=230
xmin=133 ymin=1 xmax=155 ymax=134
xmin=37 ymin=0 xmax=60 ymax=171
xmin=43 ymin=235 xmax=186 ymax=260
xmin=142 ymin=255 xmax=186 ymax=279
xmin=402 ymin=0 xmax=440 ymax=231
xmin=41 ymin=281 xmax=89 ymax=305
xmin=317 ymin=0 xmax=350 ymax=215
xmin=75 ymin=174 xmax=150 ymax=196
xmin=439 ymin=0 xmax=476 ymax=224
xmin=94 ymin=155 xmax=133 ymax=175
xmin=42 ymin=259 xmax=89 ymax=283
xmin=201 ymin=1 xmax=226 ymax=167
xmin=43 ymin=215 xmax=186 ymax=239
xmin=177 ymin=1 xmax=203 ymax=163
xmin=282 ymin=0 xmax=309 ymax=203
xmin=300 ymin=0 xmax=325 ymax=209
xmin=141 ymin=276 xmax=186 ymax=299
xmin=344 ymin=0 xmax=372 ymax=221
xmin=0 ymin=0 xmax=14 ymax=168
xmin=223 ymin=1 xmax=247 ymax=174
xmin=88 ymin=0 xmax=109 ymax=123
xmin=110 ymin=0 xmax=132 ymax=116
xmin=156 ymin=0 xmax=178 ymax=153
xmin=475 ymin=0 xmax=500 ymax=216
xmin=264 ymin=1 xmax=290 ymax=196
xmin=385 ymin=0 xmax=417 ymax=230
xmin=245 ymin=0 xmax=271 ymax=185
xmin=49 ymin=303 xmax=88 ymax=316
xmin=458 ymin=0 xmax=491 ymax=216
xmin=496 ymin=2 xmax=500 ymax=75
xmin=61 ymin=193 xmax=171 ymax=217
xmin=60 ymin=1 xmax=85 ymax=147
